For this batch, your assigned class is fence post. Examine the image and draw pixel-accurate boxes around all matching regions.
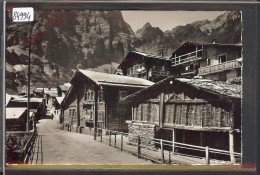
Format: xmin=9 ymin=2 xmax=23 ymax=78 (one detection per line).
xmin=205 ymin=146 xmax=209 ymax=165
xmin=137 ymin=136 xmax=141 ymax=158
xmin=94 ymin=127 xmax=96 ymax=140
xmin=161 ymin=139 xmax=165 ymax=164
xmin=114 ymin=133 xmax=116 ymax=148
xmin=109 ymin=130 xmax=111 ymax=146
xmin=168 ymin=150 xmax=171 ymax=164
xmin=229 ymin=131 xmax=235 ymax=163
xmin=120 ymin=133 xmax=123 ymax=151
xmin=172 ymin=128 xmax=176 ymax=153
xmin=100 ymin=129 xmax=102 ymax=142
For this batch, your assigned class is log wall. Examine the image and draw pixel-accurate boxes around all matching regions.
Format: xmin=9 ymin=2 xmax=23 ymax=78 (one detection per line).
xmin=132 ymin=100 xmax=233 ymax=130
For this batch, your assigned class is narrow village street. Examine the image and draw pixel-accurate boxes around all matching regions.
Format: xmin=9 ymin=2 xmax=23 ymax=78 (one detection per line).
xmin=31 ymin=114 xmax=151 ymax=165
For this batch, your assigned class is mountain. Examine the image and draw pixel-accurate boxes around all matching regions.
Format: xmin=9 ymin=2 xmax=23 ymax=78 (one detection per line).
xmin=6 ymin=10 xmax=135 ymax=93
xmin=135 ymin=11 xmax=241 ymax=57
xmin=5 ymin=10 xmax=241 ymax=94
xmin=134 ymin=22 xmax=175 ymax=57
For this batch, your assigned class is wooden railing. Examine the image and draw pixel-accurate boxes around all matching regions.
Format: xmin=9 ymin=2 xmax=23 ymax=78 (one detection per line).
xmin=198 ymin=60 xmax=241 ymax=75
xmin=127 ymin=66 xmax=170 ymax=77
xmin=95 ymin=128 xmax=242 ymax=164
xmin=171 ymin=50 xmax=203 ymax=67
xmin=152 ymin=66 xmax=170 ymax=76
xmin=22 ymin=129 xmax=38 ymax=163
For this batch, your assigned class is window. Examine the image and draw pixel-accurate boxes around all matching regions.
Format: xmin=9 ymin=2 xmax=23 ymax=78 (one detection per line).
xmin=185 ymin=64 xmax=193 ymax=71
xmin=90 ymin=91 xmax=94 ymax=101
xmin=218 ymin=54 xmax=227 ymax=63
xmin=85 ymin=90 xmax=94 ymax=101
xmin=84 ymin=92 xmax=88 ymax=101
xmin=90 ymin=106 xmax=94 ymax=120
xmin=127 ymin=67 xmax=134 ymax=75
xmin=98 ymin=90 xmax=103 ymax=103
xmin=86 ymin=91 xmax=94 ymax=101
xmin=207 ymin=58 xmax=211 ymax=66
xmin=119 ymin=91 xmax=127 ymax=100
xmin=69 ymin=108 xmax=76 ymax=118
xmin=72 ymin=109 xmax=76 ymax=118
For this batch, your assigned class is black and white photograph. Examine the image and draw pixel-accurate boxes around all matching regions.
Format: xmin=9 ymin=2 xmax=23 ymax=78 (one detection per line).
xmin=5 ymin=7 xmax=242 ymax=166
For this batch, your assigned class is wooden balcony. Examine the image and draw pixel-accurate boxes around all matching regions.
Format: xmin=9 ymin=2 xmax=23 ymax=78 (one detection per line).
xmin=171 ymin=49 xmax=203 ymax=67
xmin=127 ymin=66 xmax=170 ymax=77
xmin=152 ymin=66 xmax=170 ymax=76
xmin=198 ymin=60 xmax=241 ymax=76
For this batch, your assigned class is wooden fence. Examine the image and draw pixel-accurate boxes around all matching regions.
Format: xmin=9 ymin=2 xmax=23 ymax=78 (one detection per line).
xmin=95 ymin=128 xmax=241 ymax=165
xmin=22 ymin=129 xmax=38 ymax=163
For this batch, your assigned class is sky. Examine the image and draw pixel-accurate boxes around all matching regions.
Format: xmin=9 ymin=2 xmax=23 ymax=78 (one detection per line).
xmin=121 ymin=11 xmax=225 ymax=32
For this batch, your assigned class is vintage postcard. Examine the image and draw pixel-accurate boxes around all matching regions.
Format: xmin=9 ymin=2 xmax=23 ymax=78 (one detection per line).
xmin=5 ymin=7 xmax=242 ymax=166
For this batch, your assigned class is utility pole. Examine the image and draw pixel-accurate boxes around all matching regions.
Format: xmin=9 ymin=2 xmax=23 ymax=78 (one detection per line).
xmin=12 ymin=7 xmax=34 ymax=132
xmin=26 ymin=24 xmax=32 ymax=132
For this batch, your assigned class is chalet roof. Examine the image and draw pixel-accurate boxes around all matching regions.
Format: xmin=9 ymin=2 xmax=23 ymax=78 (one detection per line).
xmin=170 ymin=41 xmax=242 ymax=58
xmin=122 ymin=76 xmax=241 ymax=103
xmin=11 ymin=97 xmax=44 ymax=103
xmin=6 ymin=93 xmax=12 ymax=106
xmin=118 ymin=51 xmax=170 ymax=69
xmin=6 ymin=107 xmax=27 ymax=119
xmin=74 ymin=69 xmax=154 ymax=88
xmin=58 ymin=83 xmax=71 ymax=92
xmin=129 ymin=51 xmax=169 ymax=60
xmin=182 ymin=41 xmax=242 ymax=47
xmin=176 ymin=78 xmax=241 ymax=99
xmin=56 ymin=96 xmax=65 ymax=105
xmin=35 ymin=88 xmax=58 ymax=97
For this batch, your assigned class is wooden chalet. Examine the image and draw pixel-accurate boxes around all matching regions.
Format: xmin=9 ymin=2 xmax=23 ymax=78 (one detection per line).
xmin=6 ymin=108 xmax=33 ymax=131
xmin=53 ymin=96 xmax=65 ymax=121
xmin=117 ymin=51 xmax=173 ymax=82
xmin=35 ymin=87 xmax=58 ymax=108
xmin=170 ymin=41 xmax=242 ymax=82
xmin=6 ymin=96 xmax=46 ymax=122
xmin=122 ymin=76 xmax=241 ymax=161
xmin=61 ymin=69 xmax=154 ymax=135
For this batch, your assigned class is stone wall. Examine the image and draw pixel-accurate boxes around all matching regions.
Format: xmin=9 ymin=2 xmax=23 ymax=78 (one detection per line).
xmin=127 ymin=121 xmax=155 ymax=147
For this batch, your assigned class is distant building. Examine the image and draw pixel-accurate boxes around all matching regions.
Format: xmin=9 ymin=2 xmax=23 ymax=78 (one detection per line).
xmin=170 ymin=41 xmax=242 ymax=82
xmin=57 ymin=83 xmax=71 ymax=97
xmin=53 ymin=96 xmax=65 ymax=121
xmin=6 ymin=108 xmax=34 ymax=131
xmin=122 ymin=76 xmax=241 ymax=162
xmin=116 ymin=51 xmax=173 ymax=82
xmin=34 ymin=87 xmax=58 ymax=108
xmin=61 ymin=69 xmax=154 ymax=134
xmin=6 ymin=95 xmax=46 ymax=123
xmin=53 ymin=83 xmax=71 ymax=119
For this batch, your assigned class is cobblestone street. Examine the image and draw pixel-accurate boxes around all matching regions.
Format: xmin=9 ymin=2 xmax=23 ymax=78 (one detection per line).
xmin=31 ymin=116 xmax=151 ymax=165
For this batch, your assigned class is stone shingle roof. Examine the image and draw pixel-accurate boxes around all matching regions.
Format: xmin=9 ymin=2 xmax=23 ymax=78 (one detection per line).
xmin=122 ymin=76 xmax=241 ymax=103
xmin=176 ymin=78 xmax=241 ymax=99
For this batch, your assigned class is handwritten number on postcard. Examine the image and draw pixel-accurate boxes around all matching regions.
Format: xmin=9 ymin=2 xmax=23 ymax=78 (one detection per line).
xmin=12 ymin=8 xmax=34 ymax=22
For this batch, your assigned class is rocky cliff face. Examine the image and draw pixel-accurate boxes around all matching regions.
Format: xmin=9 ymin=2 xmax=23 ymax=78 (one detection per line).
xmin=6 ymin=10 xmax=241 ymax=94
xmin=6 ymin=10 xmax=135 ymax=93
xmin=137 ymin=11 xmax=241 ymax=57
